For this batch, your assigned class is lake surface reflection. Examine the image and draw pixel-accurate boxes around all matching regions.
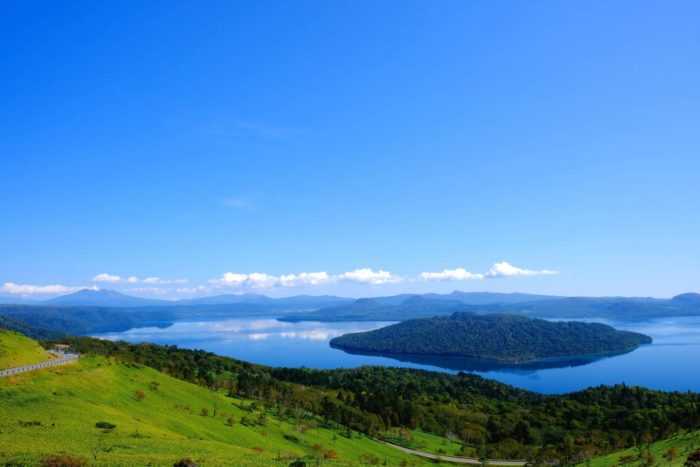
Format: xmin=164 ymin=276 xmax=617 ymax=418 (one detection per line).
xmin=92 ymin=316 xmax=700 ymax=394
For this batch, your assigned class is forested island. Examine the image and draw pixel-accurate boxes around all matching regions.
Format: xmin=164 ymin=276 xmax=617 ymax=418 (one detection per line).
xmin=330 ymin=312 xmax=652 ymax=363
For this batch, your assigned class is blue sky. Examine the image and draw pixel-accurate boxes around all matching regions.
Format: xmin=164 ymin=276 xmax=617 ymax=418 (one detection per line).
xmin=1 ymin=0 xmax=699 ymax=299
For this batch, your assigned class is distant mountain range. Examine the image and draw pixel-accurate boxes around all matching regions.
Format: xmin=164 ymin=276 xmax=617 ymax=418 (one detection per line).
xmin=42 ymin=289 xmax=167 ymax=307
xmin=1 ymin=289 xmax=700 ymax=339
xmin=9 ymin=289 xmax=354 ymax=309
xmin=280 ymin=292 xmax=700 ymax=322
xmin=0 ymin=289 xmax=567 ymax=309
xmin=0 ymin=296 xmax=39 ymax=305
xmin=1 ymin=289 xmax=698 ymax=315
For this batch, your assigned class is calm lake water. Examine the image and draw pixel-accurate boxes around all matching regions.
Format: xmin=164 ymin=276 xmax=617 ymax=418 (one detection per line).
xmin=91 ymin=316 xmax=700 ymax=394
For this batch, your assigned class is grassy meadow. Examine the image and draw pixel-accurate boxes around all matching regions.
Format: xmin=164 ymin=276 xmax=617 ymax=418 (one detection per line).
xmin=0 ymin=338 xmax=426 ymax=465
xmin=0 ymin=329 xmax=53 ymax=369
xmin=578 ymin=429 xmax=700 ymax=466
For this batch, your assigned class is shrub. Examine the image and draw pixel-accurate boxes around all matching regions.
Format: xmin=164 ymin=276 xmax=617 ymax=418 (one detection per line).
xmin=686 ymin=449 xmax=700 ymax=467
xmin=359 ymin=453 xmax=380 ymax=465
xmin=40 ymin=455 xmax=87 ymax=467
xmin=173 ymin=459 xmax=198 ymax=467
xmin=95 ymin=421 xmax=116 ymax=429
xmin=311 ymin=444 xmax=339 ymax=460
xmin=275 ymin=451 xmax=299 ymax=461
xmin=665 ymin=446 xmax=678 ymax=461
xmin=18 ymin=420 xmax=42 ymax=427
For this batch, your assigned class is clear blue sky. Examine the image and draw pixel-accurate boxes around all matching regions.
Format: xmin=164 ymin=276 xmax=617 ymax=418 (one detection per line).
xmin=1 ymin=0 xmax=699 ymax=299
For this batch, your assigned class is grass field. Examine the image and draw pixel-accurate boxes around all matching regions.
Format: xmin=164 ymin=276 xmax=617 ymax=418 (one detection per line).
xmin=0 ymin=333 xmax=431 ymax=466
xmin=0 ymin=329 xmax=53 ymax=369
xmin=380 ymin=428 xmax=464 ymax=457
xmin=581 ymin=429 xmax=700 ymax=466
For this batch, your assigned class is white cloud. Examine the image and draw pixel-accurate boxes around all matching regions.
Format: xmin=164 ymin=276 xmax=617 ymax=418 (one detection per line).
xmin=486 ymin=261 xmax=560 ymax=278
xmin=209 ymin=268 xmax=402 ymax=290
xmin=279 ymin=272 xmax=334 ymax=287
xmin=142 ymin=277 xmax=188 ymax=284
xmin=206 ymin=262 xmax=558 ymax=292
xmin=418 ymin=268 xmax=484 ymax=281
xmin=209 ymin=272 xmax=277 ymax=289
xmin=92 ymin=273 xmax=123 ymax=283
xmin=418 ymin=262 xmax=559 ymax=281
xmin=174 ymin=285 xmax=211 ymax=295
xmin=210 ymin=272 xmax=248 ymax=287
xmin=124 ymin=286 xmax=169 ymax=295
xmin=246 ymin=273 xmax=278 ymax=289
xmin=1 ymin=282 xmax=97 ymax=296
xmin=92 ymin=273 xmax=187 ymax=285
xmin=337 ymin=268 xmax=402 ymax=285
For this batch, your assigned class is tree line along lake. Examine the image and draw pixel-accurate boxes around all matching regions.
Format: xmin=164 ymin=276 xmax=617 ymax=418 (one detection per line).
xmin=91 ymin=315 xmax=700 ymax=394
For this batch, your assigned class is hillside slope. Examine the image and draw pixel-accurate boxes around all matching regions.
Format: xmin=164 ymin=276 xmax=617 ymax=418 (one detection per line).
xmin=0 ymin=329 xmax=52 ymax=369
xmin=0 ymin=341 xmax=422 ymax=466
xmin=581 ymin=429 xmax=700 ymax=466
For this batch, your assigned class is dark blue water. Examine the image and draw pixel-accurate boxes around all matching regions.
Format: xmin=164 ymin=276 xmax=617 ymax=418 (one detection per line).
xmin=91 ymin=316 xmax=700 ymax=394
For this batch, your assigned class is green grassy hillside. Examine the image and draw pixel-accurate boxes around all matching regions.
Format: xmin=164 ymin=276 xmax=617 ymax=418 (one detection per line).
xmin=0 ymin=350 xmax=424 ymax=465
xmin=581 ymin=430 xmax=700 ymax=466
xmin=0 ymin=328 xmax=53 ymax=369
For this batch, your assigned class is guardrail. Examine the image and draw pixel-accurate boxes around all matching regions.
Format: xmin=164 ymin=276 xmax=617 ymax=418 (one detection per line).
xmin=0 ymin=352 xmax=80 ymax=378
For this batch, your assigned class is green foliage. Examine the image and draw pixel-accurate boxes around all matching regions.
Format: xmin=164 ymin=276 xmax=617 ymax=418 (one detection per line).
xmin=44 ymin=335 xmax=700 ymax=464
xmin=0 ymin=316 xmax=63 ymax=340
xmin=0 ymin=354 xmax=420 ymax=465
xmin=95 ymin=421 xmax=116 ymax=430
xmin=582 ymin=430 xmax=700 ymax=466
xmin=0 ymin=304 xmax=176 ymax=336
xmin=330 ymin=312 xmax=652 ymax=362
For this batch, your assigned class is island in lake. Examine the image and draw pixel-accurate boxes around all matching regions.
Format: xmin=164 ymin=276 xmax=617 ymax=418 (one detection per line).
xmin=330 ymin=312 xmax=652 ymax=363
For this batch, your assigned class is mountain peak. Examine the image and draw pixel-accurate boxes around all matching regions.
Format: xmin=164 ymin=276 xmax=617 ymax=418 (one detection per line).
xmin=42 ymin=289 xmax=167 ymax=307
xmin=672 ymin=293 xmax=700 ymax=305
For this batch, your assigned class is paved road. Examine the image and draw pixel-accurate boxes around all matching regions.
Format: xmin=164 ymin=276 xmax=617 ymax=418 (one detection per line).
xmin=0 ymin=351 xmax=80 ymax=377
xmin=375 ymin=438 xmax=527 ymax=466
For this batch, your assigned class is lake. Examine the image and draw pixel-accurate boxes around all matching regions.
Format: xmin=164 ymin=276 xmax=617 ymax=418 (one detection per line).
xmin=91 ymin=315 xmax=700 ymax=394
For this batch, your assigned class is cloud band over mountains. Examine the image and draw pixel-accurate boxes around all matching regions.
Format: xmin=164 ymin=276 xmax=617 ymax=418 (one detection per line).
xmin=207 ymin=262 xmax=559 ymax=291
xmin=208 ymin=268 xmax=402 ymax=289
xmin=1 ymin=262 xmax=559 ymax=296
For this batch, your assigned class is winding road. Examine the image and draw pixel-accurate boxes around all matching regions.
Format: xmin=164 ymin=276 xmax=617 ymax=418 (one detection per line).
xmin=375 ymin=438 xmax=527 ymax=466
xmin=0 ymin=351 xmax=80 ymax=378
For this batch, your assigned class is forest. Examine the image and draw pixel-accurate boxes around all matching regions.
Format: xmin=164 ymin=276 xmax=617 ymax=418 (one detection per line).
xmin=50 ymin=336 xmax=700 ymax=464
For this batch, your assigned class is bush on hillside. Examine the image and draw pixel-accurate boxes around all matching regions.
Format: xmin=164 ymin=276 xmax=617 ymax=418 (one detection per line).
xmin=173 ymin=459 xmax=198 ymax=467
xmin=40 ymin=455 xmax=87 ymax=467
xmin=95 ymin=421 xmax=116 ymax=429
